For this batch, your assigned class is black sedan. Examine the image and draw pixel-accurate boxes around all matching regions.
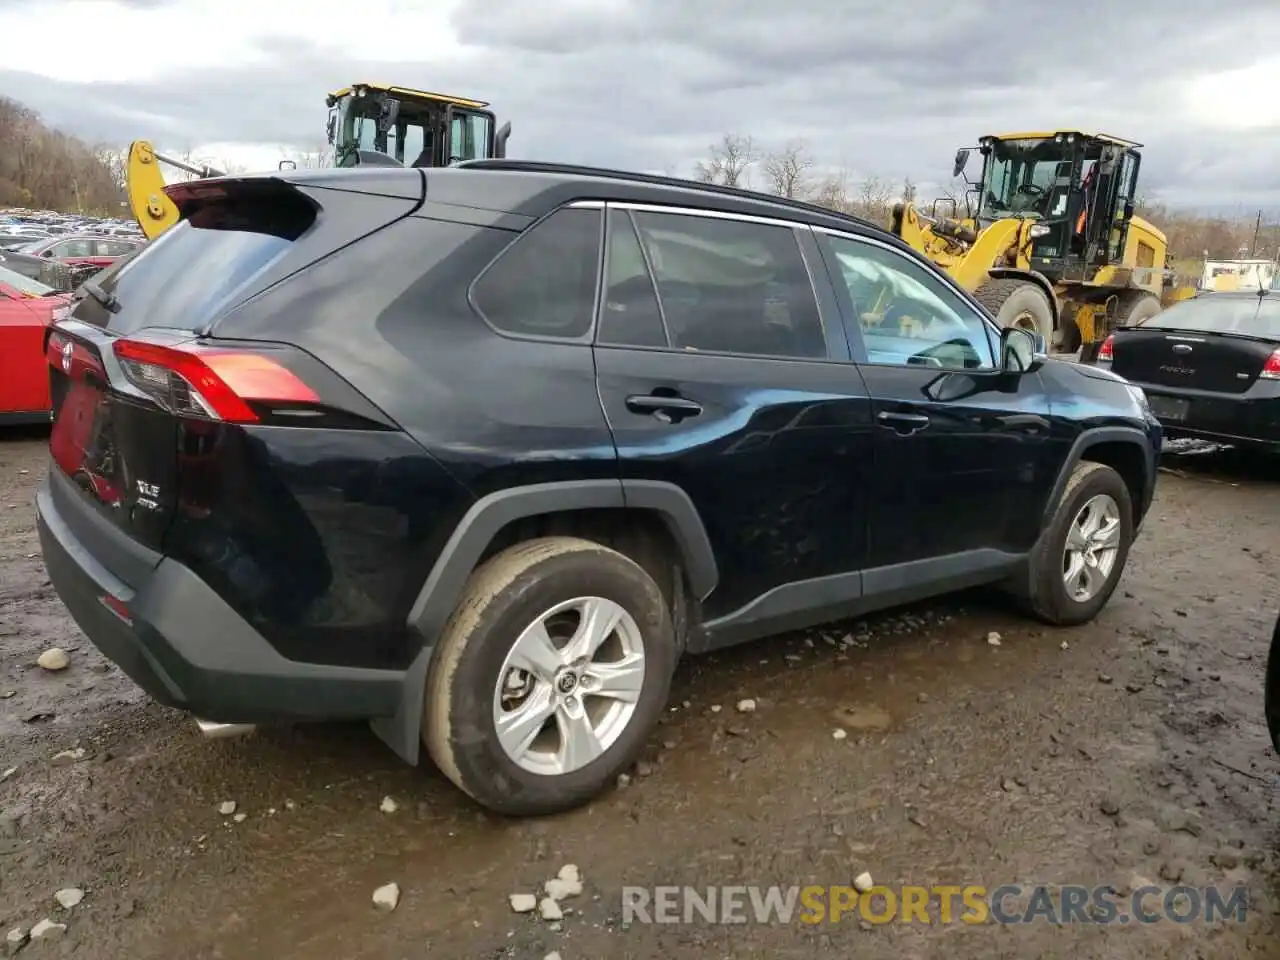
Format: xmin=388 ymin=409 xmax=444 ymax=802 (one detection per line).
xmin=1096 ymin=291 xmax=1280 ymax=451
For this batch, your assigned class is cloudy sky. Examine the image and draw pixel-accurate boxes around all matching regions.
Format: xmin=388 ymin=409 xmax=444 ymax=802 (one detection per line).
xmin=4 ymin=0 xmax=1280 ymax=210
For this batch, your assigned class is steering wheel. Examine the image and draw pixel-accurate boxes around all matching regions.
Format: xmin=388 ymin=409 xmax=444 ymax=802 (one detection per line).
xmin=1016 ymin=183 xmax=1046 ymax=198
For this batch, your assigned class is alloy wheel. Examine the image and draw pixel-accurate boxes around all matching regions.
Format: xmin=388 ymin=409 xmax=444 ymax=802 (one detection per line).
xmin=491 ymin=596 xmax=646 ymax=776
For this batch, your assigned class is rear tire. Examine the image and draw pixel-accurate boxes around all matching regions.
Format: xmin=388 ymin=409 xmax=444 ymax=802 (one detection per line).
xmin=975 ymin=279 xmax=1055 ymax=343
xmin=423 ymin=536 xmax=676 ymax=816
xmin=1016 ymin=461 xmax=1134 ymax=626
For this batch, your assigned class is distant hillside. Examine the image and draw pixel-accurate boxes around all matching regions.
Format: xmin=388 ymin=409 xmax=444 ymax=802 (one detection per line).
xmin=0 ymin=97 xmax=125 ymax=215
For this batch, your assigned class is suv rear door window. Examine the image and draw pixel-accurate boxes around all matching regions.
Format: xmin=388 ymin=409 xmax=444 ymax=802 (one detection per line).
xmin=629 ymin=210 xmax=825 ymax=359
xmin=470 ymin=207 xmax=602 ymax=340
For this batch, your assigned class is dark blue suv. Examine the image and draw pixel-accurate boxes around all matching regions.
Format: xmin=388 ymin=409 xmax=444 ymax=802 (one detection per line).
xmin=35 ymin=161 xmax=1161 ymax=815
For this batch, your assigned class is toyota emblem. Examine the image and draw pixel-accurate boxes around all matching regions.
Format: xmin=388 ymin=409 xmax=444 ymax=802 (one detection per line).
xmin=61 ymin=341 xmax=73 ymax=374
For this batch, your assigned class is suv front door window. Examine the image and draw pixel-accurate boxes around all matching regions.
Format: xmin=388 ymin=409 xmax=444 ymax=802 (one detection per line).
xmin=819 ymin=230 xmax=1060 ymax=569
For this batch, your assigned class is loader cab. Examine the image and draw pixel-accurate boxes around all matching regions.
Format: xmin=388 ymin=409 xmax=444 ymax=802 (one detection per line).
xmin=974 ymin=131 xmax=1142 ymax=282
xmin=326 ymin=84 xmax=511 ymax=169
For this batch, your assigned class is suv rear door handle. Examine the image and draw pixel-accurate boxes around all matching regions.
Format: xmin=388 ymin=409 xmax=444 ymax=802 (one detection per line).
xmin=876 ymin=410 xmax=930 ymax=434
xmin=625 ymin=393 xmax=703 ymax=423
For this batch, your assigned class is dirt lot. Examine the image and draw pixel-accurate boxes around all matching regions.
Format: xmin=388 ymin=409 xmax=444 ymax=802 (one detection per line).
xmin=1 ymin=427 xmax=1278 ymax=960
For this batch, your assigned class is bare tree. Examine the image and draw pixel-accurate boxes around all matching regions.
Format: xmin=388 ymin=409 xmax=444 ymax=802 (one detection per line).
xmin=762 ymin=140 xmax=814 ymax=199
xmin=695 ymin=133 xmax=756 ymax=188
xmin=283 ymin=144 xmax=332 ymax=169
xmin=94 ymin=146 xmax=127 ymax=192
xmin=810 ymin=168 xmax=853 ymax=214
xmin=853 ymin=175 xmax=895 ymax=225
xmin=0 ymin=97 xmax=125 ymax=213
xmin=900 ymin=176 xmax=916 ymax=204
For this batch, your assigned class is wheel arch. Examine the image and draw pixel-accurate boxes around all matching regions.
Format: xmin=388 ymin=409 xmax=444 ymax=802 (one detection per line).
xmin=1042 ymin=427 xmax=1155 ymax=532
xmin=985 ymin=268 xmax=1061 ymax=329
xmin=372 ymin=479 xmax=717 ymax=765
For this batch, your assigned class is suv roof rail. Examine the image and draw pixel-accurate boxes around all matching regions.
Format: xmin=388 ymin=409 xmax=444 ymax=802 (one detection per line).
xmin=454 ymin=159 xmax=882 ymax=233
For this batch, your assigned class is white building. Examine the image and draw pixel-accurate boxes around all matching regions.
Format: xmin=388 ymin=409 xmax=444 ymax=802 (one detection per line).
xmin=1200 ymin=258 xmax=1277 ymax=292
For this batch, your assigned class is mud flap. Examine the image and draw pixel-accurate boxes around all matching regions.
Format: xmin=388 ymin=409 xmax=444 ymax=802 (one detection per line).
xmin=369 ymin=643 xmax=434 ymax=765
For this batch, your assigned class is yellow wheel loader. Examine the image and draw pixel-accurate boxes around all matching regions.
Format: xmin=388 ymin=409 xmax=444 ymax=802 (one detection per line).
xmin=126 ymin=83 xmax=512 ymax=240
xmin=890 ymin=131 xmax=1195 ymax=360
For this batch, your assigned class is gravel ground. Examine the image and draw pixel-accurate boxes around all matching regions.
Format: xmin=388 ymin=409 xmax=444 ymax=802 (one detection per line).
xmin=1 ymin=427 xmax=1278 ymax=960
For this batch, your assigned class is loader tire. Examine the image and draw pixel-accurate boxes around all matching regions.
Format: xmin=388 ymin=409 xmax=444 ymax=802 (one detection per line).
xmin=1115 ymin=291 xmax=1162 ymax=327
xmin=975 ymin=279 xmax=1054 ymax=344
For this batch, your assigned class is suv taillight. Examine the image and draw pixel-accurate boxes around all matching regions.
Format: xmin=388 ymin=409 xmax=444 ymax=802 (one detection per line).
xmin=1262 ymin=348 xmax=1280 ymax=380
xmin=112 ymin=339 xmax=318 ymax=423
xmin=1096 ymin=335 xmax=1115 ymax=363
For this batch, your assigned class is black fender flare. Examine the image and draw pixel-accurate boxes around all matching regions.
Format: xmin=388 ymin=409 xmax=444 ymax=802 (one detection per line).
xmin=371 ymin=478 xmax=717 ymax=764
xmin=1040 ymin=426 xmax=1156 ymax=531
xmin=986 ymin=267 xmax=1060 ymax=329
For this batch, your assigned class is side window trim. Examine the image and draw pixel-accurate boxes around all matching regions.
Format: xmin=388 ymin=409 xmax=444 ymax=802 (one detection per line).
xmin=465 ymin=202 xmax=606 ymax=345
xmin=796 ymin=225 xmax=852 ymax=362
xmin=599 ymin=202 xmax=843 ymax=362
xmin=814 ymin=227 xmax=999 ymax=369
xmin=599 ymin=204 xmax=672 ymax=347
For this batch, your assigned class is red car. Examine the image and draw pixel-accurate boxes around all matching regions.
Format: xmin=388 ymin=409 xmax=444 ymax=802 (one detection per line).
xmin=0 ymin=235 xmax=143 ymax=282
xmin=0 ymin=264 xmax=71 ymax=424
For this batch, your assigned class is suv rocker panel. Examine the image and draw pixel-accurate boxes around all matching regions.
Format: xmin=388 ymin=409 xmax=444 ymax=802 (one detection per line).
xmin=694 ymin=549 xmax=1021 ymax=653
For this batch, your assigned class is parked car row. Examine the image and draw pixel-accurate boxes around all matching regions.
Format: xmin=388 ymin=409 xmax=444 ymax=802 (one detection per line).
xmin=0 ymin=233 xmax=144 ymax=283
xmin=1 ymin=208 xmax=143 ymax=247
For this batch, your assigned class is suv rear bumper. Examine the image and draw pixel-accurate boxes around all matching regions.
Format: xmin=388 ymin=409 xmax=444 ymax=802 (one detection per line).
xmin=36 ymin=472 xmax=406 ymax=724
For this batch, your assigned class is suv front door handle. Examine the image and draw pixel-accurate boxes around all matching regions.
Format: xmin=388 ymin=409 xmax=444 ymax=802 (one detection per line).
xmin=876 ymin=410 xmax=931 ymax=435
xmin=625 ymin=393 xmax=703 ymax=424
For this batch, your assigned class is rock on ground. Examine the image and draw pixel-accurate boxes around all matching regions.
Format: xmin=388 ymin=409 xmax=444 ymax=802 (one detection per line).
xmin=371 ymin=883 xmax=400 ymax=912
xmin=36 ymin=648 xmax=69 ymax=671
xmin=54 ymin=887 xmax=84 ymax=909
xmin=29 ymin=919 xmax=65 ymax=940
xmin=509 ymin=893 xmax=537 ymax=913
xmin=538 ymin=897 xmax=563 ymax=921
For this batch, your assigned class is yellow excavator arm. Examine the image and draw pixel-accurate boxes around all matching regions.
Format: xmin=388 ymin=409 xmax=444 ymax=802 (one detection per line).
xmin=126 ymin=141 xmax=224 ymax=240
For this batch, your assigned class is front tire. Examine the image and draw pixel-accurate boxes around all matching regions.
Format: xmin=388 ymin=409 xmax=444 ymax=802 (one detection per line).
xmin=975 ymin=278 xmax=1055 ymax=343
xmin=1116 ymin=291 xmax=1162 ymax=327
xmin=423 ymin=536 xmax=676 ymax=816
xmin=1019 ymin=461 xmax=1134 ymax=626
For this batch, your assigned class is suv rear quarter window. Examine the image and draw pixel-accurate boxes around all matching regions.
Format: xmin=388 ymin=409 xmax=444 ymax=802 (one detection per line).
xmin=470 ymin=207 xmax=602 ymax=340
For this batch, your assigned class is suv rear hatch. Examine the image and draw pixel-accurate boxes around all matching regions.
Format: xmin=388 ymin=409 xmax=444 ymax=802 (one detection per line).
xmin=44 ymin=173 xmax=422 ymax=584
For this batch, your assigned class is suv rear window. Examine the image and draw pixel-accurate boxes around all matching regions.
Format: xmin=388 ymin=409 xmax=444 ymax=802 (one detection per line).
xmin=85 ymin=185 xmax=315 ymax=334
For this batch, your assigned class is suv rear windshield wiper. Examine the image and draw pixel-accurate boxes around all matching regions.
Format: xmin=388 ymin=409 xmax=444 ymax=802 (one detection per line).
xmin=78 ymin=280 xmax=120 ymax=313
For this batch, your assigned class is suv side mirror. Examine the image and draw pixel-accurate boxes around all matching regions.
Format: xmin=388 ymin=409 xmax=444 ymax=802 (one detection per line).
xmin=278 ymin=160 xmax=297 ymax=171
xmin=1000 ymin=326 xmax=1048 ymax=373
xmin=953 ymin=149 xmax=971 ymax=179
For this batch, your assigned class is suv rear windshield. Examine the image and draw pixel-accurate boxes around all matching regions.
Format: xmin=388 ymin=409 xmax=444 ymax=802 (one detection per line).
xmin=1146 ymin=297 xmax=1280 ymax=338
xmin=86 ymin=186 xmax=315 ymax=334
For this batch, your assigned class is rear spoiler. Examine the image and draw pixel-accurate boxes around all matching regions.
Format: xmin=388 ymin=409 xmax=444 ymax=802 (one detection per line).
xmin=162 ymin=177 xmax=319 ymax=240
